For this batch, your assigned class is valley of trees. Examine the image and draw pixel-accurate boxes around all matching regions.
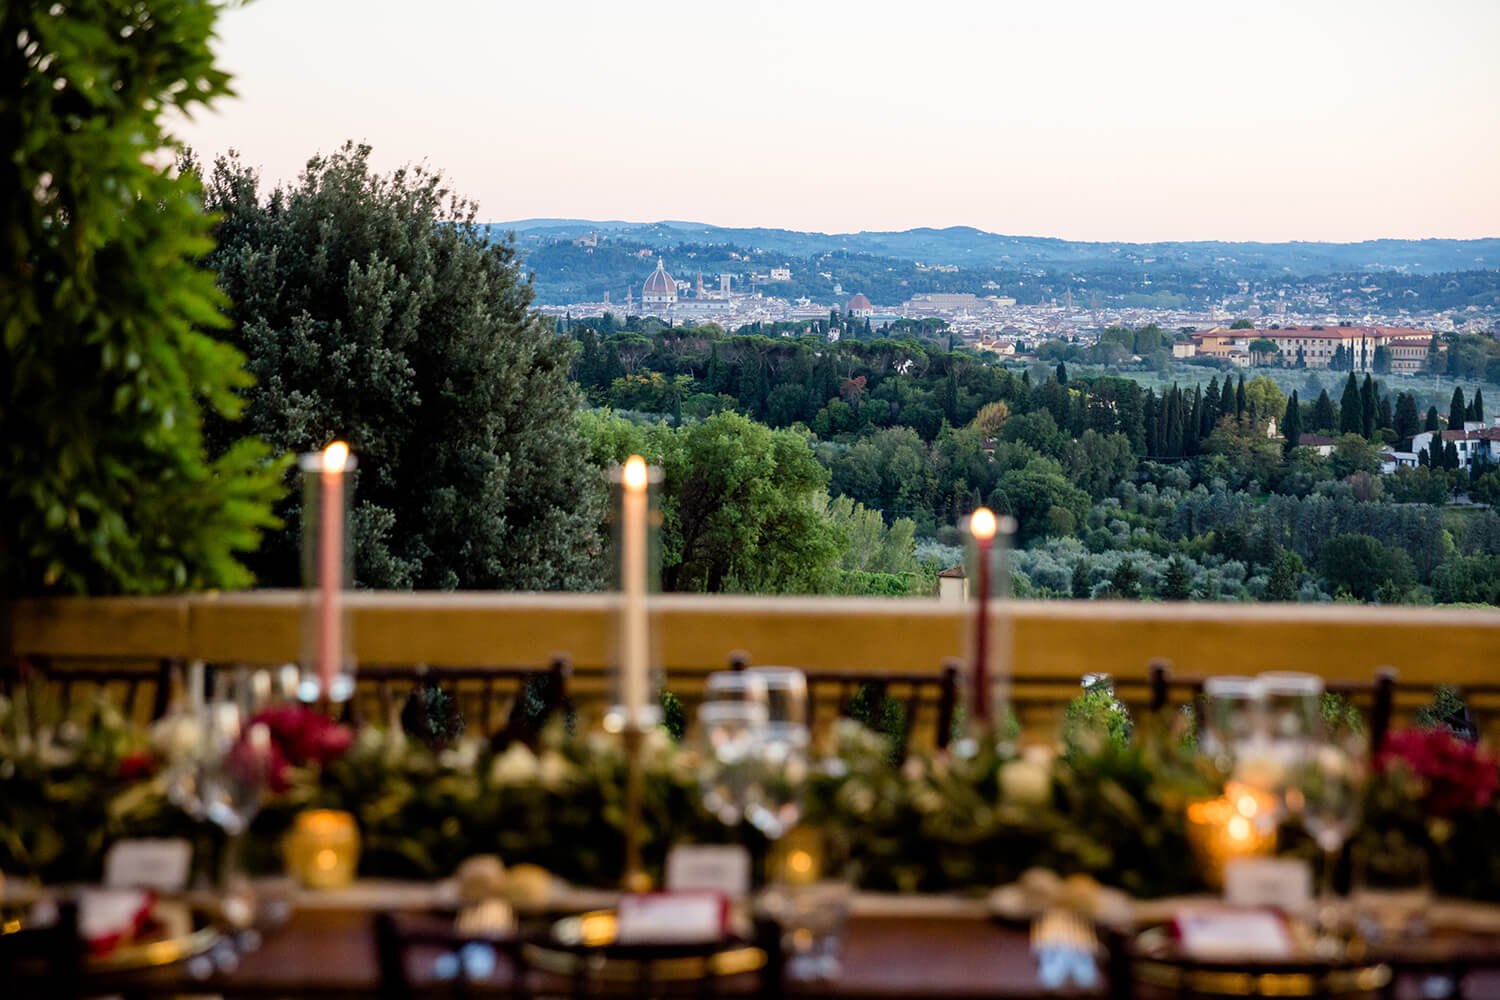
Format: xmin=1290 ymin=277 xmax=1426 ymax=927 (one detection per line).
xmin=563 ymin=312 xmax=1500 ymax=605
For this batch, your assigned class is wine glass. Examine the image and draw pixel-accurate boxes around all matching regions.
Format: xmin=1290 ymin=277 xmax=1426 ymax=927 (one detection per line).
xmin=1290 ymin=735 xmax=1365 ymax=944
xmin=1200 ymin=675 xmax=1263 ymax=772
xmin=703 ymin=670 xmax=770 ymax=707
xmin=197 ymin=669 xmax=276 ymax=927
xmin=697 ymin=700 xmax=769 ymax=826
xmin=743 ymin=666 xmax=809 ymax=840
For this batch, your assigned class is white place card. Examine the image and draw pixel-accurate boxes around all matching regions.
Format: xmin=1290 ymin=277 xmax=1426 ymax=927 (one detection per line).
xmin=665 ymin=845 xmax=752 ymax=899
xmin=1223 ymin=857 xmax=1313 ymax=911
xmin=104 ymin=838 xmax=193 ymax=891
xmin=616 ymin=892 xmax=728 ymax=945
xmin=1174 ymin=907 xmax=1294 ymax=959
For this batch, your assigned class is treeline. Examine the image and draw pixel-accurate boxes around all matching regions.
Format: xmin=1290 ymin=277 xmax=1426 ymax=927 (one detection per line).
xmin=561 ymin=320 xmax=1500 ymax=604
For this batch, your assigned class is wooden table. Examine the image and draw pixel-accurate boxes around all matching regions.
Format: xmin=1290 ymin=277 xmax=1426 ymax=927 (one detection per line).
xmin=50 ymin=891 xmax=1500 ymax=999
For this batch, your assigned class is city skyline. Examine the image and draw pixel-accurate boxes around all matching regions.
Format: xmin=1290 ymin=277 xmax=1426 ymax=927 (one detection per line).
xmin=176 ymin=0 xmax=1500 ymax=243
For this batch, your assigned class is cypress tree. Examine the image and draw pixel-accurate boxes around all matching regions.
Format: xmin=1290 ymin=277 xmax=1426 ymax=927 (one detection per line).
xmin=1161 ymin=555 xmax=1192 ymax=600
xmin=1314 ymin=389 xmax=1336 ymax=432
xmin=1071 ymin=559 xmax=1092 ymax=599
xmin=603 ymin=342 xmax=625 ymax=386
xmin=1360 ymin=375 xmax=1376 ymax=439
xmin=1236 ymin=376 xmax=1247 ymax=416
xmin=1187 ymin=387 xmax=1203 ymax=455
xmin=1056 ymin=361 xmax=1068 ymax=384
xmin=1394 ymin=392 xmax=1419 ymax=441
xmin=1425 ymin=406 xmax=1441 ymax=432
xmin=1143 ymin=391 xmax=1159 ymax=457
xmin=1377 ymin=394 xmax=1392 ymax=432
xmin=1472 ymin=388 xmax=1486 ymax=422
xmin=1282 ymin=391 xmax=1301 ymax=455
xmin=1339 ymin=373 xmax=1363 ymax=435
xmin=1204 ymin=377 xmax=1221 ymax=424
xmin=1444 ymin=441 xmax=1460 ymax=470
xmin=1449 ymin=387 xmax=1467 ymax=431
xmin=1165 ymin=386 xmax=1183 ymax=458
xmin=1418 ymin=447 xmax=1430 ymax=468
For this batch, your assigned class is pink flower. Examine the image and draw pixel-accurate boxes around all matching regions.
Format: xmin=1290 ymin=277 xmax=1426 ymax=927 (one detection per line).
xmin=1377 ymin=728 xmax=1499 ymax=816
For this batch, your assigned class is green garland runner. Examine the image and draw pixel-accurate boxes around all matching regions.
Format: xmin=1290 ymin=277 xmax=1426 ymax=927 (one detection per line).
xmin=3 ymin=694 xmax=1498 ymax=902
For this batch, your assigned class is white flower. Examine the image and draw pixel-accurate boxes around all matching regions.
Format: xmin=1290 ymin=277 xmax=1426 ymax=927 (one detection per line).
xmin=439 ymin=738 xmax=481 ymax=772
xmin=150 ymin=714 xmax=200 ymax=759
xmin=537 ymin=750 xmax=576 ymax=788
xmin=490 ymin=743 xmax=539 ymax=785
xmin=1000 ymin=759 xmax=1052 ymax=807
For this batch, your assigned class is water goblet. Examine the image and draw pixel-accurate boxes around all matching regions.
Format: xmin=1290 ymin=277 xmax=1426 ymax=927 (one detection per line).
xmin=696 ymin=700 xmax=769 ymax=826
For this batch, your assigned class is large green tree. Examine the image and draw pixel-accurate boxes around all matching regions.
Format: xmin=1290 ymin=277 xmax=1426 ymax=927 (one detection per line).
xmin=202 ymin=144 xmax=602 ymax=589
xmin=1 ymin=0 xmax=284 ymax=595
xmin=581 ymin=411 xmax=841 ymax=593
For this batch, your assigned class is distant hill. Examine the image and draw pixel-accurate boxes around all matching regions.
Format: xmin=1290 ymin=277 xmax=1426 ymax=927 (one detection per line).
xmin=488 ymin=220 xmax=1499 ymax=277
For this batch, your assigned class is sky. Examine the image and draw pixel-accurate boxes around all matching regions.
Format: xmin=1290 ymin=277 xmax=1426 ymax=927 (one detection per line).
xmin=174 ymin=0 xmax=1500 ymax=243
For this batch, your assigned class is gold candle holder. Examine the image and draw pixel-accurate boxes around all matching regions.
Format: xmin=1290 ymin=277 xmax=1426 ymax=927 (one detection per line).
xmin=1185 ymin=790 xmax=1276 ymax=889
xmin=285 ymin=809 xmax=360 ymax=889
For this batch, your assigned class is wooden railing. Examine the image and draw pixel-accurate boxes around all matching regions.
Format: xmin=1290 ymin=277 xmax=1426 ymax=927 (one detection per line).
xmin=7 ymin=593 xmax=1500 ymax=741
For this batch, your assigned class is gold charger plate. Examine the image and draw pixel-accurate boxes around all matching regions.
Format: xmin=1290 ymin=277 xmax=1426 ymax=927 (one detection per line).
xmin=1129 ymin=926 xmax=1391 ymax=997
xmin=522 ymin=910 xmax=766 ymax=982
xmin=1 ymin=898 xmax=223 ymax=972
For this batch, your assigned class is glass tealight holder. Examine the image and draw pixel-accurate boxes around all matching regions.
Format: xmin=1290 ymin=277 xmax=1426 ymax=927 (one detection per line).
xmin=284 ymin=809 xmax=361 ymax=889
xmin=298 ymin=446 xmax=357 ymax=704
xmin=604 ymin=458 xmax=665 ymax=734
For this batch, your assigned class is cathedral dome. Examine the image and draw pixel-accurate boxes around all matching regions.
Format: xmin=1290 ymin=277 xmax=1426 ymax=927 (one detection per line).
xmin=642 ymin=259 xmax=676 ymax=298
xmin=846 ymin=293 xmax=872 ymax=313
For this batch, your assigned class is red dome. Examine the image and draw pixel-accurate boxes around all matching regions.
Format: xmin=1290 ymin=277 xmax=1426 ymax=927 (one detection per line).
xmin=846 ymin=293 xmax=872 ymax=312
xmin=642 ymin=259 xmax=675 ymax=296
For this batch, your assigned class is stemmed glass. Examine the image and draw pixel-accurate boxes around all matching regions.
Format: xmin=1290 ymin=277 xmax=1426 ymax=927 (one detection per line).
xmin=697 ymin=700 xmax=769 ymax=826
xmin=743 ymin=666 xmax=809 ymax=841
xmin=1232 ymin=672 xmax=1323 ymax=834
xmin=1200 ymin=675 xmax=1262 ymax=773
xmin=1290 ymin=735 xmax=1365 ymax=944
xmin=167 ymin=667 xmax=276 ymax=927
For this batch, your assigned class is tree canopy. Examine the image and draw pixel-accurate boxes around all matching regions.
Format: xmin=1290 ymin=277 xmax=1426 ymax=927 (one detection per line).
xmin=202 ymin=143 xmax=603 ymax=589
xmin=1 ymin=0 xmax=284 ymax=595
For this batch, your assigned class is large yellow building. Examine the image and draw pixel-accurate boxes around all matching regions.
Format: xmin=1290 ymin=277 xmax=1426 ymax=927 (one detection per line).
xmin=1188 ymin=326 xmax=1436 ymax=372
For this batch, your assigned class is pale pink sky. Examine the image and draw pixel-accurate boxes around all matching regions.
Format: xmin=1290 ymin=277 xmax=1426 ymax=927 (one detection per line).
xmin=174 ymin=0 xmax=1500 ymax=243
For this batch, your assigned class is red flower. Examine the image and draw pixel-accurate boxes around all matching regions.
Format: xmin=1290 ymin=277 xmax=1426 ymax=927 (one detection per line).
xmin=1377 ymin=728 xmax=1499 ymax=816
xmin=116 ymin=749 xmax=157 ymax=782
xmin=250 ymin=705 xmax=354 ymax=769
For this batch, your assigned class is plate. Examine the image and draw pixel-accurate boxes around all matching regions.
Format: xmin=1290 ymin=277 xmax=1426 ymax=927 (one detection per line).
xmin=521 ymin=909 xmax=766 ymax=982
xmin=0 ymin=897 xmax=223 ymax=972
xmin=1128 ymin=925 xmax=1391 ymax=996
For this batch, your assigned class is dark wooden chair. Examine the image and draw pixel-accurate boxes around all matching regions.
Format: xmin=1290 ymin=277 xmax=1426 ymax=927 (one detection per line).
xmin=1 ymin=654 xmax=177 ymax=723
xmin=726 ymin=653 xmax=960 ymax=758
xmin=0 ymin=899 xmax=82 ymax=1000
xmin=1139 ymin=660 xmax=1401 ymax=755
xmin=349 ymin=656 xmax=572 ymax=744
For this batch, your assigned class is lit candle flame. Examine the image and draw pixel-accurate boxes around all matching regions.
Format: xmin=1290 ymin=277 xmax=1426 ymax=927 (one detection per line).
xmin=969 ymin=507 xmax=997 ymax=541
xmin=322 ymin=440 xmax=349 ymax=473
xmin=623 ymin=454 xmax=648 ymax=492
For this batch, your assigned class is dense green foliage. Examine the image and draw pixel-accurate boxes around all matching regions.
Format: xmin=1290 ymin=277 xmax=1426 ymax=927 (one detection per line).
xmin=201 ymin=144 xmax=603 ymax=589
xmin=0 ymin=0 xmax=285 ymax=595
xmin=559 ymin=318 xmax=1500 ymax=603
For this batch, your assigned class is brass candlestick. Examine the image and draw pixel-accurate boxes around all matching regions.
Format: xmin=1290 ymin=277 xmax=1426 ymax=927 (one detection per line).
xmin=621 ymin=725 xmax=652 ymax=893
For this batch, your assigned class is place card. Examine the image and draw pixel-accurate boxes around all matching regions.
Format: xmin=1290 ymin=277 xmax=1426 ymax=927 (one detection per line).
xmin=1173 ymin=907 xmax=1294 ymax=959
xmin=103 ymin=838 xmax=193 ymax=891
xmin=665 ymin=844 xmax=752 ymax=899
xmin=615 ymin=892 xmax=729 ymax=944
xmin=1223 ymin=857 xmax=1313 ymax=911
